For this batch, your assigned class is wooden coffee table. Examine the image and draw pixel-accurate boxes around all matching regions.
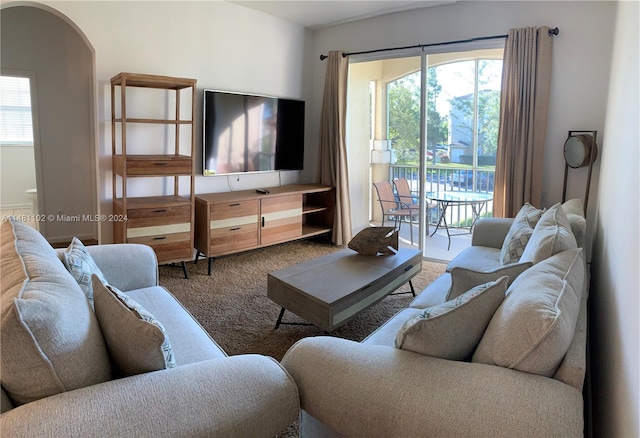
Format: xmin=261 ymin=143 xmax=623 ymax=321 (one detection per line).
xmin=267 ymin=247 xmax=421 ymax=332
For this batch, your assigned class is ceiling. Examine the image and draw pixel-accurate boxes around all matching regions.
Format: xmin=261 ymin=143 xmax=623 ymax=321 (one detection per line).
xmin=231 ymin=1 xmax=456 ymax=30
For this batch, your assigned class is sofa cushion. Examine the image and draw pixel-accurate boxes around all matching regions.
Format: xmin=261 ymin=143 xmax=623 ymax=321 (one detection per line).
xmin=395 ymin=276 xmax=508 ymax=360
xmin=0 ymin=220 xmax=111 ymax=405
xmin=93 ymin=276 xmax=177 ymax=376
xmin=447 ymin=262 xmax=532 ymax=301
xmin=499 ymin=203 xmax=544 ymax=265
xmin=410 ymin=273 xmax=452 ymax=309
xmin=472 ymin=248 xmax=584 ymax=376
xmin=446 ymin=246 xmax=501 ymax=273
xmin=363 ymin=307 xmax=423 ymax=347
xmin=520 ymin=204 xmax=578 ymax=264
xmin=62 ymin=237 xmax=108 ymax=309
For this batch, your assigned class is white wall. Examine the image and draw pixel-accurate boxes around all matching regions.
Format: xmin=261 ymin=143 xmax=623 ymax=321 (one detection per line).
xmin=591 ymin=0 xmax=640 ymax=436
xmin=311 ymin=1 xmax=616 ymax=244
xmin=0 ymin=146 xmax=36 ymax=208
xmin=33 ymin=0 xmax=312 ymax=242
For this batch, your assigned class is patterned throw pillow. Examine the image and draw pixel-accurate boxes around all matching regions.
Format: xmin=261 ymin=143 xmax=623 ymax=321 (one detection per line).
xmin=62 ymin=237 xmax=108 ymax=309
xmin=499 ymin=203 xmax=544 ymax=265
xmin=395 ymin=276 xmax=508 ymax=361
xmin=92 ymin=275 xmax=176 ymax=376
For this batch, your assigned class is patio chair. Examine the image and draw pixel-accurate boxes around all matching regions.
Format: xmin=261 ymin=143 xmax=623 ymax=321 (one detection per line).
xmin=393 ymin=178 xmax=439 ymax=234
xmin=373 ymin=180 xmax=417 ymax=245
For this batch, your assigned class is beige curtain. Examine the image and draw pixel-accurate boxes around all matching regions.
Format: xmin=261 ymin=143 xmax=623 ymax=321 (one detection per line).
xmin=317 ymin=51 xmax=352 ymax=245
xmin=494 ymin=27 xmax=553 ymax=217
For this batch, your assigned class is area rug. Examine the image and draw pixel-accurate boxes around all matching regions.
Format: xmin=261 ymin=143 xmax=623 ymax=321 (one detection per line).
xmin=158 ymin=238 xmax=447 ymax=361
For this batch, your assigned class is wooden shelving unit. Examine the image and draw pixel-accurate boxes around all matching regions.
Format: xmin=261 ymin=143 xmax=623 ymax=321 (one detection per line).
xmin=111 ymin=73 xmax=196 ymax=278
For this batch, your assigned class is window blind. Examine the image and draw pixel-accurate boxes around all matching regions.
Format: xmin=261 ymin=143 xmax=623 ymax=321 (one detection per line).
xmin=0 ymin=76 xmax=34 ymax=146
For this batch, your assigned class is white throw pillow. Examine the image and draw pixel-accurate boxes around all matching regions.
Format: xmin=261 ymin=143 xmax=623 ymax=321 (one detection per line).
xmin=395 ymin=276 xmax=508 ymax=361
xmin=520 ymin=203 xmax=578 ymax=265
xmin=499 ymin=203 xmax=544 ymax=265
xmin=561 ymin=199 xmax=586 ymax=248
xmin=62 ymin=237 xmax=108 ymax=309
xmin=472 ymin=248 xmax=584 ymax=376
xmin=447 ymin=263 xmax=532 ymax=301
xmin=93 ymin=276 xmax=176 ymax=376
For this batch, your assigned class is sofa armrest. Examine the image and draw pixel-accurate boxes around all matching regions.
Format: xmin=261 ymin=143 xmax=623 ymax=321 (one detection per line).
xmin=1 ymin=355 xmax=299 ymax=438
xmin=86 ymin=243 xmax=159 ymax=291
xmin=471 ymin=217 xmax=513 ymax=248
xmin=282 ymin=337 xmax=583 ymax=438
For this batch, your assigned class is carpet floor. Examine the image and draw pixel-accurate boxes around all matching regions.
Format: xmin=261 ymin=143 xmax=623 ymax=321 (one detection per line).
xmin=158 ymin=238 xmax=446 ymax=361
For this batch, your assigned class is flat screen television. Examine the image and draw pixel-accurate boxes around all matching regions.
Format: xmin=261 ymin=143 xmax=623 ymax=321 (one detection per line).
xmin=203 ymin=90 xmax=304 ymax=175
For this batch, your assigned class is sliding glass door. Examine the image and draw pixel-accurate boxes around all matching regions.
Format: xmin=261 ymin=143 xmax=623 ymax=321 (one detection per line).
xmin=347 ymin=45 xmax=503 ymax=260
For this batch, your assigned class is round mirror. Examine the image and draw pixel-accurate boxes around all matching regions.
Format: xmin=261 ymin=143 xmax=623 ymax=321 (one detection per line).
xmin=564 ymin=134 xmax=596 ymax=168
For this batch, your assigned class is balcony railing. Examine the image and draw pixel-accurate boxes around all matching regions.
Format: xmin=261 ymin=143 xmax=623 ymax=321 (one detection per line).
xmin=389 ymin=164 xmax=495 ymax=228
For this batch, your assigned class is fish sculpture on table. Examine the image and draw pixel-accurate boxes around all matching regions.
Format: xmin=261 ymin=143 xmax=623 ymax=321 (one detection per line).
xmin=348 ymin=227 xmax=399 ymax=256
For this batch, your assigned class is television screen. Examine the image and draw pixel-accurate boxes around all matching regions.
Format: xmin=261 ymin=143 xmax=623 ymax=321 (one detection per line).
xmin=203 ymin=90 xmax=304 ymax=175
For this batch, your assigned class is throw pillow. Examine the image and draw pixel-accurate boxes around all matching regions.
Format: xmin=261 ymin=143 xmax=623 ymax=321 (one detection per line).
xmin=93 ymin=275 xmax=176 ymax=376
xmin=562 ymin=199 xmax=586 ymax=248
xmin=520 ymin=204 xmax=578 ymax=265
xmin=395 ymin=276 xmax=508 ymax=361
xmin=1 ymin=220 xmax=111 ymax=405
xmin=62 ymin=237 xmax=108 ymax=309
xmin=447 ymin=262 xmax=532 ymax=301
xmin=472 ymin=248 xmax=584 ymax=376
xmin=499 ymin=203 xmax=544 ymax=265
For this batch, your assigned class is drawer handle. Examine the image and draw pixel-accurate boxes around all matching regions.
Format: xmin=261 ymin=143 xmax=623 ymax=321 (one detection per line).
xmin=153 ymin=162 xmax=169 ymax=166
xmin=229 ymin=203 xmax=241 ymax=207
xmin=153 ymin=209 xmax=168 ymax=213
xmin=153 ymin=236 xmax=167 ymax=240
xmin=230 ymin=227 xmax=240 ymax=231
xmin=360 ymin=284 xmax=371 ymax=291
xmin=404 ymin=265 xmax=414 ymax=272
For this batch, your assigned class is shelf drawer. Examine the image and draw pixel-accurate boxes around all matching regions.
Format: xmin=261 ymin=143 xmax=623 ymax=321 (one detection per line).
xmin=126 ymin=205 xmax=191 ymax=228
xmin=126 ymin=222 xmax=191 ymax=239
xmin=128 ymin=232 xmax=192 ymax=263
xmin=125 ymin=156 xmax=192 ymax=176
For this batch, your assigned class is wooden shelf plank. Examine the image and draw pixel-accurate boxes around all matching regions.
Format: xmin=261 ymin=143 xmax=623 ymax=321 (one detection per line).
xmin=113 ymin=118 xmax=193 ymax=125
xmin=111 ymin=72 xmax=196 ymax=89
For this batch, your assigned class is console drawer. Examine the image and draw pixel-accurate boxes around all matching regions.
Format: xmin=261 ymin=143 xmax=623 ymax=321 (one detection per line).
xmin=210 ymin=223 xmax=259 ymax=255
xmin=210 ymin=199 xmax=259 ymax=222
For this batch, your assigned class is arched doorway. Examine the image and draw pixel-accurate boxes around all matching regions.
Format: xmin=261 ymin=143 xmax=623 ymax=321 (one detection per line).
xmin=0 ymin=2 xmax=98 ymax=243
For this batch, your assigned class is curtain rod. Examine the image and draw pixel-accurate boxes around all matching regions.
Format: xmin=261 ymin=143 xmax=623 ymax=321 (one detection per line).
xmin=320 ymin=27 xmax=559 ymax=60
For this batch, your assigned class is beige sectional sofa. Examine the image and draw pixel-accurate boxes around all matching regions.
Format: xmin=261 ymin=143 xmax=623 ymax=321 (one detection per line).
xmin=282 ymin=200 xmax=589 ymax=437
xmin=0 ymin=220 xmax=299 ymax=437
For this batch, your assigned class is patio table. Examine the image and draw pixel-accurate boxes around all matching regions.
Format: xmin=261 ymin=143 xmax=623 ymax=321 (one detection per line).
xmin=427 ymin=191 xmax=493 ymax=250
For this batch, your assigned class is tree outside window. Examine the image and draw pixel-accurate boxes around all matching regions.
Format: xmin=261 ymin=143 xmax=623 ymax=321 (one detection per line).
xmin=387 ymin=57 xmax=502 ymax=191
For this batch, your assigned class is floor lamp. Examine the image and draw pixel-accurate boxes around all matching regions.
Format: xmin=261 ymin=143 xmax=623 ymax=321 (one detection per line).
xmin=562 ymin=130 xmax=598 ymax=214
